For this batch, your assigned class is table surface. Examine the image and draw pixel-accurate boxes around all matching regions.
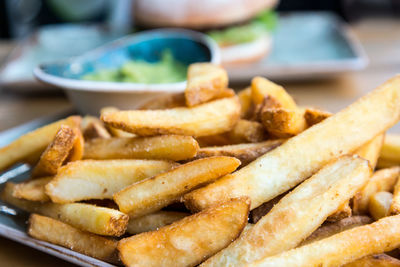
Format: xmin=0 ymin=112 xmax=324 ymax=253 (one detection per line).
xmin=0 ymin=17 xmax=400 ymax=267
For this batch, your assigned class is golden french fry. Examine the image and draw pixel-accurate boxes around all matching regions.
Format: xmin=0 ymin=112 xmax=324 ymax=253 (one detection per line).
xmin=81 ymin=116 xmax=111 ymax=140
xmin=127 ymin=211 xmax=189 ymax=234
xmin=369 ymin=191 xmax=393 ymax=220
xmin=101 ymin=96 xmax=241 ymax=137
xmin=2 ymin=183 xmax=128 ymax=236
xmin=326 ymin=202 xmax=352 ymax=222
xmin=194 ymin=140 xmax=283 ymax=166
xmin=0 ymin=116 xmax=81 ymax=172
xmin=183 ymin=76 xmax=400 ymax=212
xmin=140 ymin=93 xmax=186 ymax=110
xmin=100 ymin=107 xmax=136 ymax=138
xmin=28 ymin=214 xmax=119 ymax=263
xmin=379 ymin=134 xmax=400 ymax=163
xmin=31 ymin=125 xmax=79 ymax=178
xmin=344 ymin=254 xmax=400 ymax=267
xmin=248 ymin=215 xmax=400 ymax=267
xmin=301 ymin=216 xmax=372 ymax=246
xmin=304 ymin=107 xmax=332 ymax=127
xmin=118 ymin=197 xmax=249 ymax=267
xmin=355 ymin=134 xmax=385 ymax=169
xmin=13 ymin=176 xmax=52 ymax=202
xmin=185 ymin=63 xmax=229 ymax=107
xmin=83 ymin=135 xmax=199 ymax=161
xmin=201 ymin=155 xmax=370 ymax=267
xmin=66 ymin=126 xmax=84 ymax=162
xmin=260 ymin=107 xmax=307 ymax=138
xmin=390 ymin=175 xmax=400 ymax=215
xmin=46 ymin=159 xmax=177 ymax=203
xmin=353 ymin=167 xmax=400 ymax=214
xmin=227 ymin=120 xmax=267 ymax=144
xmin=238 ymin=87 xmax=253 ymax=118
xmin=114 ymin=156 xmax=240 ymax=218
xmin=251 ymin=76 xmax=297 ymax=108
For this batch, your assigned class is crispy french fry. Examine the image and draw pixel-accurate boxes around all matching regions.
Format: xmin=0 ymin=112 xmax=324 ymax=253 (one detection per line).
xmin=2 ymin=183 xmax=128 ymax=236
xmin=114 ymin=156 xmax=240 ymax=218
xmin=227 ymin=120 xmax=267 ymax=144
xmin=390 ymin=175 xmax=400 ymax=215
xmin=260 ymin=107 xmax=307 ymax=138
xmin=201 ymin=155 xmax=370 ymax=267
xmin=379 ymin=134 xmax=400 ymax=163
xmin=101 ymin=107 xmax=136 ymax=138
xmin=127 ymin=211 xmax=189 ymax=234
xmin=118 ymin=197 xmax=249 ymax=267
xmin=46 ymin=159 xmax=177 ymax=203
xmin=83 ymin=135 xmax=199 ymax=161
xmin=251 ymin=76 xmax=297 ymax=108
xmin=344 ymin=254 xmax=400 ymax=267
xmin=0 ymin=116 xmax=81 ymax=172
xmin=248 ymin=215 xmax=400 ymax=267
xmin=194 ymin=140 xmax=283 ymax=166
xmin=353 ymin=167 xmax=400 ymax=214
xmin=140 ymin=93 xmax=186 ymax=110
xmin=81 ymin=116 xmax=111 ymax=140
xmin=326 ymin=202 xmax=352 ymax=222
xmin=369 ymin=191 xmax=393 ymax=220
xmin=301 ymin=216 xmax=373 ymax=246
xmin=13 ymin=176 xmax=52 ymax=202
xmin=183 ymin=76 xmax=400 ymax=212
xmin=185 ymin=63 xmax=229 ymax=107
xmin=66 ymin=127 xmax=84 ymax=162
xmin=355 ymin=134 xmax=385 ymax=169
xmin=304 ymin=108 xmax=332 ymax=126
xmin=238 ymin=87 xmax=253 ymax=118
xmin=101 ymin=96 xmax=241 ymax=137
xmin=28 ymin=214 xmax=119 ymax=263
xmin=31 ymin=125 xmax=79 ymax=178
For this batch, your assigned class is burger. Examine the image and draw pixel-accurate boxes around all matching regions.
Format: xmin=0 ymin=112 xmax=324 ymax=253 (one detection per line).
xmin=134 ymin=0 xmax=279 ymax=65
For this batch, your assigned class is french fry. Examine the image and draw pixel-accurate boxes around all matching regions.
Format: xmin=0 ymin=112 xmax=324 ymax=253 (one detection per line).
xmin=238 ymin=87 xmax=253 ymax=118
xmin=251 ymin=76 xmax=297 ymax=108
xmin=1 ymin=183 xmax=128 ymax=236
xmin=390 ymin=175 xmax=400 ymax=215
xmin=260 ymin=107 xmax=307 ymax=138
xmin=379 ymin=134 xmax=400 ymax=163
xmin=326 ymin=202 xmax=352 ymax=222
xmin=355 ymin=134 xmax=385 ymax=169
xmin=81 ymin=115 xmax=111 ymax=140
xmin=101 ymin=107 xmax=136 ymax=138
xmin=13 ymin=176 xmax=52 ymax=202
xmin=83 ymin=135 xmax=199 ymax=161
xmin=301 ymin=216 xmax=372 ymax=246
xmin=227 ymin=120 xmax=267 ymax=144
xmin=369 ymin=191 xmax=393 ymax=220
xmin=201 ymin=155 xmax=370 ymax=267
xmin=114 ymin=156 xmax=240 ymax=218
xmin=101 ymin=96 xmax=241 ymax=137
xmin=185 ymin=63 xmax=229 ymax=107
xmin=353 ymin=167 xmax=400 ymax=214
xmin=343 ymin=254 xmax=400 ymax=267
xmin=31 ymin=125 xmax=79 ymax=178
xmin=196 ymin=135 xmax=232 ymax=147
xmin=0 ymin=116 xmax=81 ymax=172
xmin=248 ymin=215 xmax=400 ymax=267
xmin=118 ymin=197 xmax=249 ymax=267
xmin=183 ymin=76 xmax=400 ymax=212
xmin=140 ymin=93 xmax=186 ymax=110
xmin=304 ymin=107 xmax=332 ymax=127
xmin=126 ymin=211 xmax=189 ymax=234
xmin=28 ymin=214 xmax=119 ymax=263
xmin=194 ymin=140 xmax=283 ymax=166
xmin=45 ymin=159 xmax=177 ymax=203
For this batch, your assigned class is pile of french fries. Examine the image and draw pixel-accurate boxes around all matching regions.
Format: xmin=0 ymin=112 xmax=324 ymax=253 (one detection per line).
xmin=1 ymin=63 xmax=400 ymax=266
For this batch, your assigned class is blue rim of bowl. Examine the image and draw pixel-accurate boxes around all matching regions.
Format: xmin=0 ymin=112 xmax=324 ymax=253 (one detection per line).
xmin=33 ymin=28 xmax=221 ymax=93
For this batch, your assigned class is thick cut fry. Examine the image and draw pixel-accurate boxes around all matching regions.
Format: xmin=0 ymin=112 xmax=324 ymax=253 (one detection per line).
xmin=28 ymin=214 xmax=118 ymax=263
xmin=84 ymin=135 xmax=199 ymax=161
xmin=248 ymin=215 xmax=400 ymax=267
xmin=304 ymin=107 xmax=332 ymax=126
xmin=140 ymin=93 xmax=186 ymax=110
xmin=13 ymin=176 xmax=52 ymax=202
xmin=46 ymin=160 xmax=177 ymax=203
xmin=201 ymin=155 xmax=370 ymax=267
xmin=301 ymin=216 xmax=373 ymax=246
xmin=2 ymin=183 xmax=128 ymax=236
xmin=227 ymin=120 xmax=267 ymax=143
xmin=118 ymin=197 xmax=249 ymax=267
xmin=0 ymin=116 xmax=81 ymax=172
xmin=251 ymin=76 xmax=297 ymax=108
xmin=185 ymin=63 xmax=229 ymax=107
xmin=238 ymin=87 xmax=252 ymax=118
xmin=326 ymin=202 xmax=352 ymax=222
xmin=31 ymin=125 xmax=79 ymax=178
xmin=353 ymin=167 xmax=400 ymax=214
xmin=184 ymin=76 xmax=400 ymax=212
xmin=344 ymin=254 xmax=400 ymax=267
xmin=114 ymin=156 xmax=240 ymax=218
xmin=261 ymin=107 xmax=307 ymax=138
xmin=355 ymin=134 xmax=385 ymax=169
xmin=101 ymin=96 xmax=241 ymax=137
xmin=81 ymin=116 xmax=111 ymax=140
xmin=379 ymin=134 xmax=400 ymax=163
xmin=127 ymin=211 xmax=189 ymax=234
xmin=369 ymin=191 xmax=393 ymax=220
xmin=101 ymin=107 xmax=136 ymax=138
xmin=390 ymin=175 xmax=400 ymax=215
xmin=194 ymin=140 xmax=283 ymax=166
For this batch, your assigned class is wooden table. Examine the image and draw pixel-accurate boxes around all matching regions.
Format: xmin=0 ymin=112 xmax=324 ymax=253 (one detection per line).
xmin=0 ymin=17 xmax=399 ymax=266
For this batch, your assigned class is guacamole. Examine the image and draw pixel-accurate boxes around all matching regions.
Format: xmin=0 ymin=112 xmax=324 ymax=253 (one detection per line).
xmin=82 ymin=50 xmax=187 ymax=84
